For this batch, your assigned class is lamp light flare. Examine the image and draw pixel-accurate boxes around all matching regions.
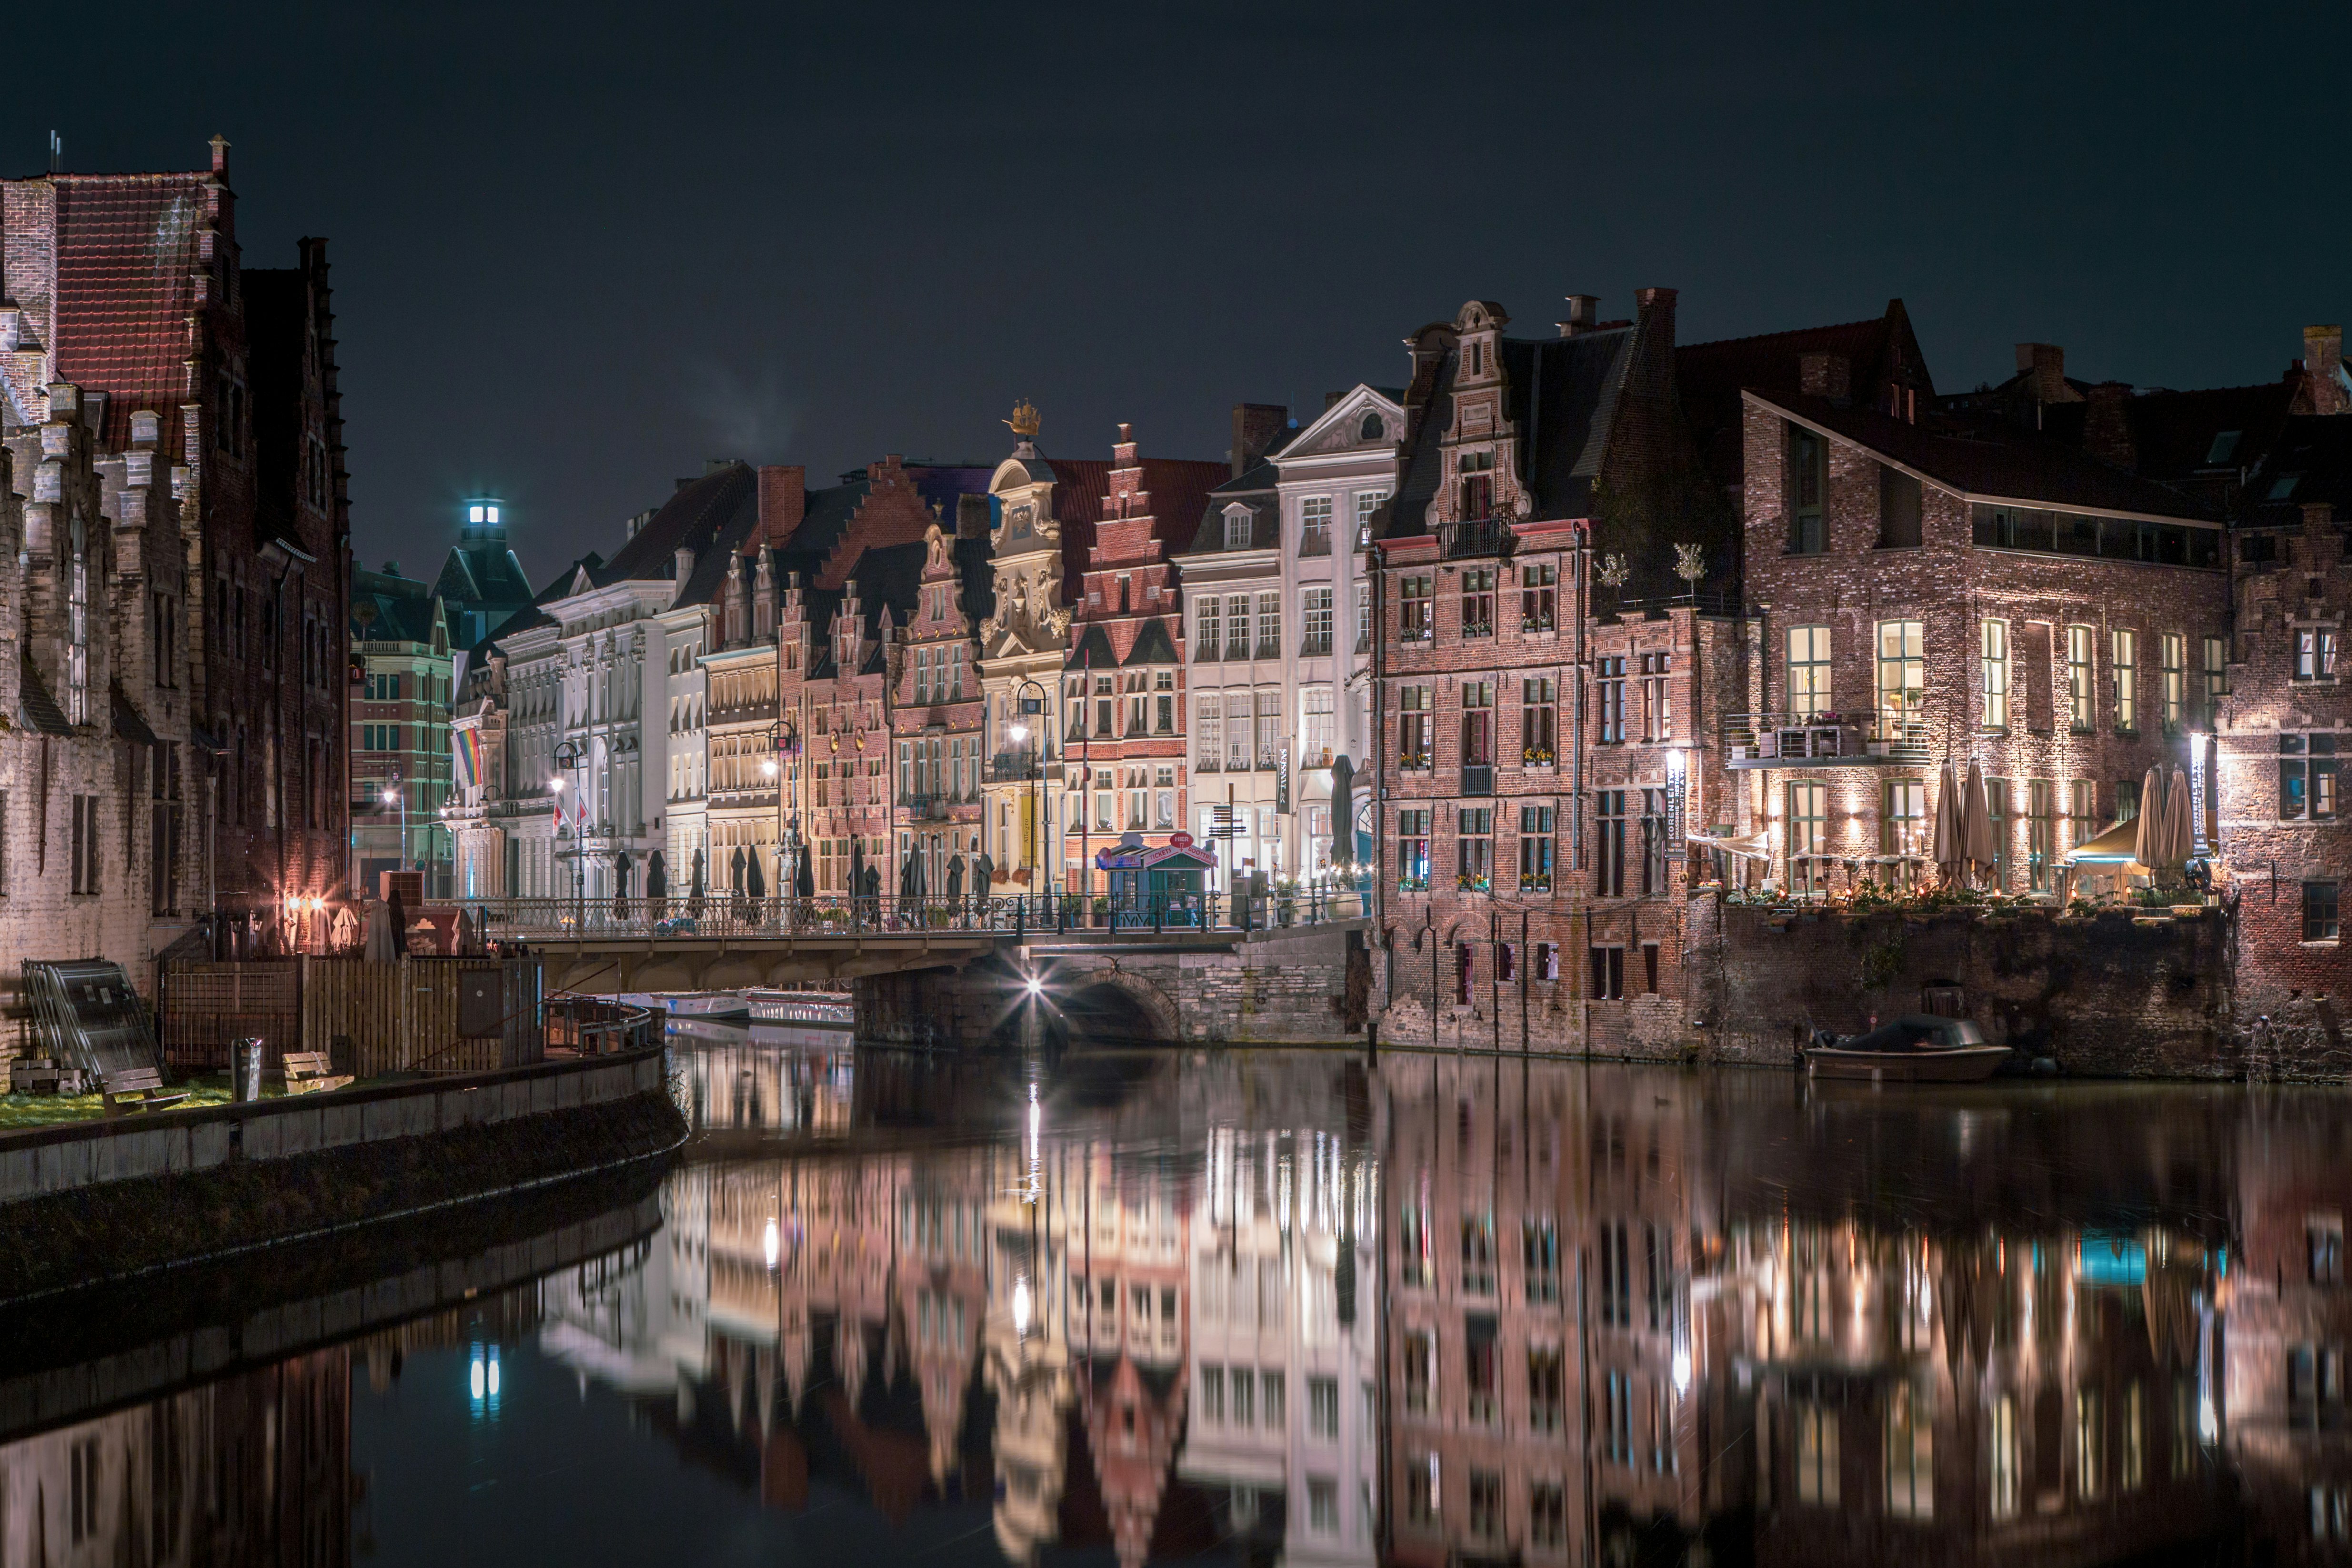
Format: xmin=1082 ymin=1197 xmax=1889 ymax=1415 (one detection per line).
xmin=1012 ymin=1277 xmax=1032 ymax=1336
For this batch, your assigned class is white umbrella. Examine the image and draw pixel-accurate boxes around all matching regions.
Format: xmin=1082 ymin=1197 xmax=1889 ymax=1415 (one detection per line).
xmin=1963 ymin=759 xmax=1997 ymax=884
xmin=2133 ymin=764 xmax=2169 ymax=873
xmin=362 ymin=899 xmax=397 ymax=963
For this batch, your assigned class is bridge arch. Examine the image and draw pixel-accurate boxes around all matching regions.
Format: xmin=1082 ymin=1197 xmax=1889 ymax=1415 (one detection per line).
xmin=1055 ymin=969 xmax=1182 ymax=1046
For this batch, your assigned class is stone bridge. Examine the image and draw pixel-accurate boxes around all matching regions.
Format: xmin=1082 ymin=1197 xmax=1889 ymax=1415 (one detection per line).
xmin=854 ymin=921 xmax=1375 ymax=1051
xmin=435 ymin=898 xmax=1371 ymax=1048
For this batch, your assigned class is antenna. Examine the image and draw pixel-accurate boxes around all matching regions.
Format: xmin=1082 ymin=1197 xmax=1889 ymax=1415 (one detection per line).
xmin=48 ymin=131 xmax=61 ymax=173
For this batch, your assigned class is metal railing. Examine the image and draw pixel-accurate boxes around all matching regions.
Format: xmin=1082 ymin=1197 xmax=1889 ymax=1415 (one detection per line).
xmin=438 ymin=889 xmax=1368 ymax=940
xmin=1438 ymin=519 xmax=1510 ymax=560
xmin=546 ymin=994 xmax=662 ymax=1055
xmin=1721 ymin=711 xmax=1932 ymax=767
xmin=990 ymin=751 xmax=1041 ymax=783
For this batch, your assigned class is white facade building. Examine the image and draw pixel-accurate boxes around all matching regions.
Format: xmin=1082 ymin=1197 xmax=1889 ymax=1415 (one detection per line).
xmin=1179 ymin=388 xmax=1399 ymax=885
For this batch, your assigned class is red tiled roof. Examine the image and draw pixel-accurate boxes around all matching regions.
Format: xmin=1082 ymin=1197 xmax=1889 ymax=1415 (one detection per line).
xmin=50 ymin=175 xmax=210 ymax=449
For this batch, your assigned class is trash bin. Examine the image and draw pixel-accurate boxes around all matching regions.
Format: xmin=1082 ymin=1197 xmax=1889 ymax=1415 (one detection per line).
xmin=233 ymin=1037 xmax=266 ymax=1103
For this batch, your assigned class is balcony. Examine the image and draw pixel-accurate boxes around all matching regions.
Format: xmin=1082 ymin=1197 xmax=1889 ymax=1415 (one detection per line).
xmin=1461 ymin=763 xmax=1495 ymax=796
xmin=1722 ymin=711 xmax=1931 ymax=769
xmin=905 ymin=794 xmax=953 ymax=821
xmin=1299 ymin=527 xmax=1333 ymax=558
xmin=1438 ymin=519 xmax=1509 ymax=560
xmin=990 ymin=750 xmax=1041 ymax=783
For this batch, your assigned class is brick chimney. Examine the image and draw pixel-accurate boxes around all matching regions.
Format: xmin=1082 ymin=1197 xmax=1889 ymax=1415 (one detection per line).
xmin=2306 ymin=325 xmax=2347 ymax=416
xmin=756 ymin=464 xmax=806 ymax=548
xmin=2015 ymin=343 xmax=2080 ymax=404
xmin=1557 ymin=295 xmax=1602 ymax=337
xmin=1230 ymin=403 xmax=1288 ymax=479
xmin=2083 ymin=381 xmax=2137 ymax=471
xmin=1633 ymin=286 xmax=1678 ymax=346
xmin=1798 ymin=353 xmax=1852 ymax=402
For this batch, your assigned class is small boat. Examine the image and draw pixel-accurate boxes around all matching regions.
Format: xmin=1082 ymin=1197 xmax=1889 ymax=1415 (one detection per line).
xmin=615 ymin=991 xmax=753 ymax=1024
xmin=1804 ymin=1014 xmax=2012 ymax=1083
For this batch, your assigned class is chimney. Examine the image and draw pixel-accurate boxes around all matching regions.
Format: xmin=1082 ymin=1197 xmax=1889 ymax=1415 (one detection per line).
xmin=1798 ymin=353 xmax=1852 ymax=402
xmin=1558 ymin=295 xmax=1602 ymax=337
xmin=2015 ymin=343 xmax=2079 ymax=404
xmin=209 ymin=134 xmax=229 ymax=175
xmin=1229 ymin=402 xmax=1288 ymax=479
xmin=2083 ymin=382 xmax=2137 ymax=471
xmin=1632 ymin=288 xmax=1677 ymax=349
xmin=756 ymin=464 xmax=807 ymax=547
xmin=2306 ymin=325 xmax=2347 ymax=417
xmin=673 ymin=545 xmax=695 ymax=584
xmin=704 ymin=458 xmax=734 ymax=476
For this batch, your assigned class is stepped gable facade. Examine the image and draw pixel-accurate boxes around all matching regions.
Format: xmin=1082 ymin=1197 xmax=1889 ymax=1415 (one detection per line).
xmin=0 ymin=137 xmax=346 ymax=978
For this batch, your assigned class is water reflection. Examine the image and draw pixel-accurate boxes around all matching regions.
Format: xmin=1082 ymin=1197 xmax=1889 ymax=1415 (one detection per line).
xmin=13 ymin=1049 xmax=2352 ymax=1564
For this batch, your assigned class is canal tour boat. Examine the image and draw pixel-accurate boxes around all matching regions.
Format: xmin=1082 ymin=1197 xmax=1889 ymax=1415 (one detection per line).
xmin=745 ymin=989 xmax=855 ymax=1030
xmin=1803 ymin=1014 xmax=2012 ymax=1082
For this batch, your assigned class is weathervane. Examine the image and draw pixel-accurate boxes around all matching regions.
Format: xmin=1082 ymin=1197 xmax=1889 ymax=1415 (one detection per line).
xmin=1006 ymin=399 xmax=1041 ymax=440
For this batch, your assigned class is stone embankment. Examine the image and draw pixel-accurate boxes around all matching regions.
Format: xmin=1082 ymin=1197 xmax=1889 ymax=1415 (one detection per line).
xmin=0 ymin=1048 xmax=684 ymax=1300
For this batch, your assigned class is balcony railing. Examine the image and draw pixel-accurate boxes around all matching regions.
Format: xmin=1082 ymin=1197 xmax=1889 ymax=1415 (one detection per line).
xmin=1298 ymin=528 xmax=1332 ymax=558
xmin=990 ymin=750 xmax=1041 ymax=782
xmin=1722 ymin=711 xmax=1932 ymax=769
xmin=1461 ymin=763 xmax=1495 ymax=796
xmin=1438 ymin=519 xmax=1509 ymax=560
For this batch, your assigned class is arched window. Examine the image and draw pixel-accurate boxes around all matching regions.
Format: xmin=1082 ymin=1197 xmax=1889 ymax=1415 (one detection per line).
xmin=1360 ymin=411 xmax=1385 ymax=443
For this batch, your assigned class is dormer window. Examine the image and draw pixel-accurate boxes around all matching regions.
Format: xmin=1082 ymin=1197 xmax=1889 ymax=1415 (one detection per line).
xmin=1224 ymin=507 xmax=1253 ymax=550
xmin=1467 ymin=341 xmax=1485 ymax=377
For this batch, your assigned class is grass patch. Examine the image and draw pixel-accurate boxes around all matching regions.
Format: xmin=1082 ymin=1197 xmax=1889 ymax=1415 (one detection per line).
xmin=0 ymin=1072 xmax=242 ymax=1131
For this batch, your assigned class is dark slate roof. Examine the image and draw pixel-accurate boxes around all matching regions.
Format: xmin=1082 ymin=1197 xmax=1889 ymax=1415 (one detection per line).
xmin=1676 ymin=303 xmax=1930 ymax=497
xmin=2119 ymin=381 xmax=2297 ymax=488
xmin=350 ymin=567 xmax=443 ymax=644
xmin=1066 ymin=622 xmax=1119 ymax=671
xmin=111 ymin=683 xmax=157 ymax=745
xmin=1757 ymin=390 xmax=2222 ymax=521
xmin=1181 ymin=461 xmax=1278 ymax=556
xmin=433 ymin=536 xmax=536 ymax=610
xmin=482 ymin=551 xmax=605 ymax=640
xmin=1383 ymin=326 xmax=1639 ymax=538
xmin=17 ymin=651 xmax=70 ymax=735
xmin=606 ymin=464 xmax=761 ymax=598
xmin=1123 ymin=617 xmax=1179 ymax=666
xmin=2242 ymin=415 xmax=2352 ymax=527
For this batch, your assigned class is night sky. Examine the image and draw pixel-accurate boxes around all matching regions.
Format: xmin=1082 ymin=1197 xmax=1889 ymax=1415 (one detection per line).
xmin=5 ymin=2 xmax=2345 ymax=583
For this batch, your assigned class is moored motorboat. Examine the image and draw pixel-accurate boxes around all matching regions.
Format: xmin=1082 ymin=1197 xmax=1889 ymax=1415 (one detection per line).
xmin=745 ymin=988 xmax=854 ymax=1029
xmin=1803 ymin=1013 xmax=2012 ymax=1082
xmin=614 ymin=990 xmax=754 ymax=1024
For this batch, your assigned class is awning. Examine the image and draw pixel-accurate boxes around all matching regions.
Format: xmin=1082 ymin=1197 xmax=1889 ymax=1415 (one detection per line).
xmin=1688 ymin=830 xmax=1769 ymax=860
xmin=2062 ymin=817 xmax=2144 ymax=867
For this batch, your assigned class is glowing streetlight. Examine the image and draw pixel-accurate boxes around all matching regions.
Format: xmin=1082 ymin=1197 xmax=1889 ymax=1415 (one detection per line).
xmin=763 ymin=1216 xmax=781 ymax=1271
xmin=1012 ymin=1276 xmax=1032 ymax=1337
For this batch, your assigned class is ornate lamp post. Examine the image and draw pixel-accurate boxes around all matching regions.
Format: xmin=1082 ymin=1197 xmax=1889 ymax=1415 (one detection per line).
xmin=552 ymin=738 xmax=585 ymax=922
xmin=1008 ymin=678 xmax=1050 ymax=918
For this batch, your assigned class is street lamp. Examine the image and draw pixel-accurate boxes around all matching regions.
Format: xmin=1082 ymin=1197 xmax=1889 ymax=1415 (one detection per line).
xmin=553 ymin=738 xmax=585 ymax=918
xmin=767 ymin=719 xmax=801 ymax=892
xmin=1010 ymin=678 xmax=1050 ymax=912
xmin=383 ymin=766 xmax=408 ymax=872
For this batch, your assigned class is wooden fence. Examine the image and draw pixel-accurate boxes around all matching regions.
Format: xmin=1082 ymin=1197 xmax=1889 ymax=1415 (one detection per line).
xmin=163 ymin=957 xmax=543 ymax=1077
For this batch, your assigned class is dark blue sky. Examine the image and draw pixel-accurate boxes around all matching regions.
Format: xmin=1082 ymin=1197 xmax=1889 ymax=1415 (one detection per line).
xmin=6 ymin=1 xmax=2344 ymax=582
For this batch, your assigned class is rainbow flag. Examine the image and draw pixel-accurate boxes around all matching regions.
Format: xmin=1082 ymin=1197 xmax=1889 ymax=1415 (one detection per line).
xmin=456 ymin=727 xmax=483 ymax=790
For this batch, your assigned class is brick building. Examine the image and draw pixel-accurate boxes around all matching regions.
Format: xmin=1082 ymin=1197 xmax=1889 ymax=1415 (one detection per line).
xmin=890 ymin=506 xmax=993 ymax=901
xmin=1060 ymin=424 xmax=1221 ymax=895
xmin=0 ymin=138 xmax=347 ymax=979
xmin=1372 ymin=290 xmax=1723 ymax=1051
xmin=2212 ymin=335 xmax=2352 ymax=1062
xmin=348 ymin=561 xmax=453 ymax=896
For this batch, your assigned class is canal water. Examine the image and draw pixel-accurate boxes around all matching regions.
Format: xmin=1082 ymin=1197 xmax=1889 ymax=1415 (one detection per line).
xmin=6 ymin=1029 xmax=2350 ymax=1567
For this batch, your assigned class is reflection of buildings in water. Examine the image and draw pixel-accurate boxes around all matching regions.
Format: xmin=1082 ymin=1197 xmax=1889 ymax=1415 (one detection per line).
xmin=1384 ymin=1057 xmax=1589 ymax=1568
xmin=0 ymin=1349 xmax=352 ymax=1568
xmin=2229 ymin=1097 xmax=2352 ymax=1564
xmin=673 ymin=1028 xmax=854 ymax=1133
xmin=1380 ymin=1062 xmax=2249 ymax=1568
xmin=1182 ymin=1055 xmax=1380 ymax=1568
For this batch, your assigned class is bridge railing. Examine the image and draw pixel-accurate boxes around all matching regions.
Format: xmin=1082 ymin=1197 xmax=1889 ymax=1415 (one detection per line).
xmin=435 ymin=890 xmax=1370 ymax=940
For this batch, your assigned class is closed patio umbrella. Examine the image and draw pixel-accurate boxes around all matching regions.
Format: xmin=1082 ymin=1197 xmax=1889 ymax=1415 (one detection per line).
xmin=1962 ymin=759 xmax=1997 ymax=884
xmin=911 ymin=845 xmax=927 ymax=898
xmin=974 ymin=851 xmax=994 ymax=892
xmin=1932 ymin=758 xmax=1963 ymax=884
xmin=1328 ymin=755 xmax=1354 ymax=869
xmin=2134 ymin=763 xmax=2169 ymax=873
xmin=646 ymin=849 xmax=668 ymax=900
xmin=852 ymin=839 xmax=866 ymax=899
xmin=363 ymin=898 xmax=397 ymax=963
xmin=947 ymin=855 xmax=965 ymax=897
xmin=691 ymin=847 xmax=707 ymax=899
xmin=795 ymin=849 xmax=815 ymax=899
xmin=747 ymin=848 xmax=768 ymax=899
xmin=2166 ymin=766 xmax=2195 ymax=869
xmin=731 ymin=845 xmax=747 ymax=892
xmin=900 ymin=852 xmax=917 ymax=898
